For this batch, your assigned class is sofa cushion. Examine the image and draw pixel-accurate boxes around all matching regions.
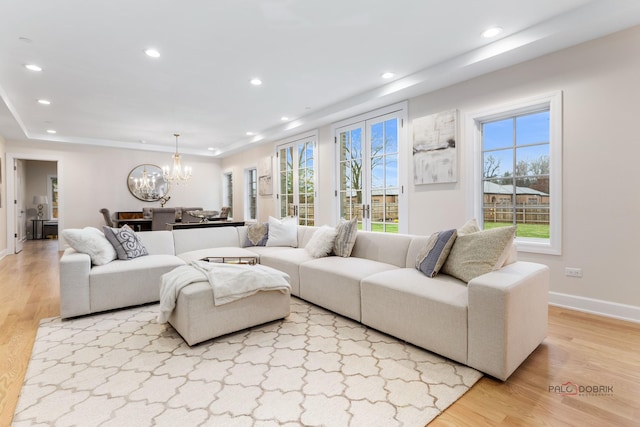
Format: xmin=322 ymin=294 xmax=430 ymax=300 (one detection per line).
xmin=136 ymin=230 xmax=176 ymax=255
xmin=177 ymin=247 xmax=259 ymax=264
xmin=351 ymin=231 xmax=413 ymax=268
xmin=173 ymin=227 xmax=241 ymax=254
xmin=103 ymin=225 xmax=149 ymax=260
xmin=266 ymin=216 xmax=298 ymax=247
xmin=62 ymin=227 xmax=117 ymax=266
xmin=361 ymin=268 xmax=468 ymax=364
xmin=332 ymin=218 xmax=358 ymax=257
xmin=299 ymin=256 xmax=398 ymax=321
xmin=442 ymin=226 xmax=516 ymax=283
xmin=415 ymin=229 xmax=457 ymax=277
xmin=305 ymin=225 xmax=338 ymax=258
xmin=89 ymin=254 xmax=185 ymax=312
xmin=258 ymin=248 xmax=316 ymax=296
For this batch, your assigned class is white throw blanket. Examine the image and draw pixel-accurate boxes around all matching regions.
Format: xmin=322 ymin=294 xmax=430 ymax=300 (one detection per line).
xmin=157 ymin=261 xmax=290 ymax=323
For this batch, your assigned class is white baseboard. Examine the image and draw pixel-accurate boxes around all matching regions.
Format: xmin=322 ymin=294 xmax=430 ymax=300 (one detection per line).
xmin=549 ymin=291 xmax=640 ymax=324
xmin=0 ymin=248 xmax=8 ymax=262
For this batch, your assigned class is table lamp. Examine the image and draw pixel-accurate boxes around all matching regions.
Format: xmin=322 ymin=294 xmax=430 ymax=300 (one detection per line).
xmin=33 ymin=195 xmax=48 ymax=219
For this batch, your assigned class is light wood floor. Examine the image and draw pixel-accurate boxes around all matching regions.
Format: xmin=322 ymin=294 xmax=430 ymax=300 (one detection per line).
xmin=1 ymin=240 xmax=639 ymax=426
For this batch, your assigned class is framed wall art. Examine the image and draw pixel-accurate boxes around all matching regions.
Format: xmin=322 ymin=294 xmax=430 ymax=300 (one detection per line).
xmin=412 ymin=109 xmax=458 ymax=184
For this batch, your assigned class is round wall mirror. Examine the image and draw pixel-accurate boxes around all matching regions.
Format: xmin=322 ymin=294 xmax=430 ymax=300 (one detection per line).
xmin=127 ymin=164 xmax=170 ymax=202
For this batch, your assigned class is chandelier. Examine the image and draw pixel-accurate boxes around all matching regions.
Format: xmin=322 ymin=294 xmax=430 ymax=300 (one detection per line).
xmin=163 ymin=133 xmax=192 ymax=185
xmin=134 ymin=166 xmax=156 ymax=198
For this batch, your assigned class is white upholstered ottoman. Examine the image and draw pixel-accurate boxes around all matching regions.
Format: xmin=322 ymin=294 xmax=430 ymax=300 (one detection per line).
xmin=167 ymin=279 xmax=291 ymax=346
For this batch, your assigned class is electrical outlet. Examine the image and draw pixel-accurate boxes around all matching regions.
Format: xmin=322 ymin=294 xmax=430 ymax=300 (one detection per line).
xmin=565 ymin=267 xmax=583 ymax=278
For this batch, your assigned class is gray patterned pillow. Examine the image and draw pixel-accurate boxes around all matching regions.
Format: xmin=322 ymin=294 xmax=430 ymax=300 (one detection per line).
xmin=244 ymin=222 xmax=269 ymax=246
xmin=441 ymin=226 xmax=516 ymax=283
xmin=415 ymin=229 xmax=457 ymax=277
xmin=103 ymin=224 xmax=149 ymax=260
xmin=333 ymin=217 xmax=358 ymax=257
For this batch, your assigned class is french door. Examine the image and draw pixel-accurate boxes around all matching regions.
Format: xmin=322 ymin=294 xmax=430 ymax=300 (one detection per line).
xmin=277 ymin=136 xmax=316 ymax=226
xmin=336 ymin=111 xmax=402 ymax=233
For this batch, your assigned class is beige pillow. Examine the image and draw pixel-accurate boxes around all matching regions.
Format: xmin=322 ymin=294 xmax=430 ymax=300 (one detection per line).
xmin=457 ymin=218 xmax=480 ymax=235
xmin=333 ymin=218 xmax=358 ymax=257
xmin=441 ymin=226 xmax=516 ymax=283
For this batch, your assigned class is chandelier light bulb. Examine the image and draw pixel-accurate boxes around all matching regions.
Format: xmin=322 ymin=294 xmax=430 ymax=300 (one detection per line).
xmin=163 ymin=133 xmax=192 ymax=185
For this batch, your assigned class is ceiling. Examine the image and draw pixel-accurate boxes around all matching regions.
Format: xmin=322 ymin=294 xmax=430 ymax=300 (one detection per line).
xmin=1 ymin=0 xmax=640 ymax=158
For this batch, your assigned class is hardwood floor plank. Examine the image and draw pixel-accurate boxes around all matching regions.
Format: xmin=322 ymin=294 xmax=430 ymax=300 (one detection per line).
xmin=1 ymin=240 xmax=638 ymax=426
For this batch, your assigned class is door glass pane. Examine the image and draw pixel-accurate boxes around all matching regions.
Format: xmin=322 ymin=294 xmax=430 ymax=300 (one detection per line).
xmin=371 ymin=122 xmax=383 ymax=154
xmin=384 ymin=119 xmax=398 ymax=154
xmin=371 ymin=157 xmax=384 ymax=189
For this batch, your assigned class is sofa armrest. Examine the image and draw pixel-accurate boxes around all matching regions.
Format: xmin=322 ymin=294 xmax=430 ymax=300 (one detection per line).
xmin=467 ymin=261 xmax=549 ymax=380
xmin=59 ymin=248 xmax=92 ymax=318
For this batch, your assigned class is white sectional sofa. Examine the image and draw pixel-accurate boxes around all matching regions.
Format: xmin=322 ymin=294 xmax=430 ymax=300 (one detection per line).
xmin=59 ymin=224 xmax=549 ymax=380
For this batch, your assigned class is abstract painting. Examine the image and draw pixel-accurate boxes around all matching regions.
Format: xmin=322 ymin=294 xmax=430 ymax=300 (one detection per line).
xmin=413 ymin=109 xmax=457 ymax=184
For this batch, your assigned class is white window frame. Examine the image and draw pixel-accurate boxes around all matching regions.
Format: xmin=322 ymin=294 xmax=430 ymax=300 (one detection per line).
xmin=244 ymin=167 xmax=258 ymax=221
xmin=331 ymin=101 xmax=408 ymax=234
xmin=222 ymin=171 xmax=233 ymax=220
xmin=275 ymin=130 xmax=318 ymax=224
xmin=465 ymin=91 xmax=562 ymax=255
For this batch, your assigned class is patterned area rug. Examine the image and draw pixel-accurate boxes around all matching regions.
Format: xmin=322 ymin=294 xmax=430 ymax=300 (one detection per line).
xmin=13 ymin=297 xmax=481 ymax=426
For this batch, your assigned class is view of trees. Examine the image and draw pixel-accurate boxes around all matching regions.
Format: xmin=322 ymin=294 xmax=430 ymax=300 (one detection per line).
xmin=484 ymin=153 xmax=550 ymax=189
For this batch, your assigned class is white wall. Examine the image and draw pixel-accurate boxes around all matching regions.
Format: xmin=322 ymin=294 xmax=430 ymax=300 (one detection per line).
xmin=222 ymin=26 xmax=640 ymax=318
xmin=222 ymin=143 xmax=277 ymax=223
xmin=5 ymin=140 xmax=223 ymax=241
xmin=0 ymin=134 xmax=6 ymax=258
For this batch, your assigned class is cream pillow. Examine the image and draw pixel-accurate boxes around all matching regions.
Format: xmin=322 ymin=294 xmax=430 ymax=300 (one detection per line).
xmin=305 ymin=225 xmax=338 ymax=258
xmin=457 ymin=218 xmax=480 ymax=235
xmin=441 ymin=226 xmax=516 ymax=283
xmin=333 ymin=217 xmax=358 ymax=257
xmin=61 ymin=227 xmax=117 ymax=265
xmin=266 ymin=216 xmax=298 ymax=247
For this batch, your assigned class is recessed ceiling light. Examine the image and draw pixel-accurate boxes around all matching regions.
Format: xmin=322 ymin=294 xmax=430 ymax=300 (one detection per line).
xmin=37 ymin=99 xmax=51 ymax=105
xmin=246 ymin=131 xmax=255 ymax=136
xmin=250 ymin=78 xmax=263 ymax=86
xmin=280 ymin=116 xmax=289 ymax=121
xmin=207 ymin=147 xmax=215 ymax=151
xmin=25 ymin=64 xmax=43 ymax=72
xmin=144 ymin=49 xmax=160 ymax=58
xmin=381 ymin=72 xmax=395 ymax=79
xmin=482 ymin=27 xmax=503 ymax=38
xmin=46 ymin=129 xmax=57 ymax=134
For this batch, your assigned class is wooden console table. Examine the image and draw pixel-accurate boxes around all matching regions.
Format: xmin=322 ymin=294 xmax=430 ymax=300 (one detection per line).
xmin=166 ymin=220 xmax=245 ymax=230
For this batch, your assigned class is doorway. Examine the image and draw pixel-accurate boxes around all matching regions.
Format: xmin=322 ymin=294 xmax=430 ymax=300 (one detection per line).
xmin=6 ymin=153 xmax=63 ymax=254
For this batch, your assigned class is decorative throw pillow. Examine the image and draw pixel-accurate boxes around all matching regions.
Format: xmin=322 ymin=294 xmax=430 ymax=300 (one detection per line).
xmin=244 ymin=222 xmax=269 ymax=246
xmin=266 ymin=216 xmax=298 ymax=247
xmin=333 ymin=217 xmax=358 ymax=257
xmin=103 ymin=224 xmax=149 ymax=260
xmin=441 ymin=226 xmax=516 ymax=283
xmin=458 ymin=218 xmax=480 ymax=235
xmin=305 ymin=225 xmax=338 ymax=258
xmin=415 ymin=229 xmax=457 ymax=277
xmin=61 ymin=227 xmax=117 ymax=265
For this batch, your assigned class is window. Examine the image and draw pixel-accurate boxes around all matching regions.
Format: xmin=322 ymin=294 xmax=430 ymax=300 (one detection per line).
xmin=276 ymin=132 xmax=317 ymax=225
xmin=48 ymin=175 xmax=58 ymax=219
xmin=466 ymin=92 xmax=562 ymax=254
xmin=222 ymin=172 xmax=233 ymax=219
xmin=334 ymin=102 xmax=407 ymax=233
xmin=245 ymin=168 xmax=257 ymax=221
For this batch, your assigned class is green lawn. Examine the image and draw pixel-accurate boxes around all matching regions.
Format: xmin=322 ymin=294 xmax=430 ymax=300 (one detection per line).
xmin=369 ymin=223 xmax=398 ymax=233
xmin=483 ymin=222 xmax=550 ymax=238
